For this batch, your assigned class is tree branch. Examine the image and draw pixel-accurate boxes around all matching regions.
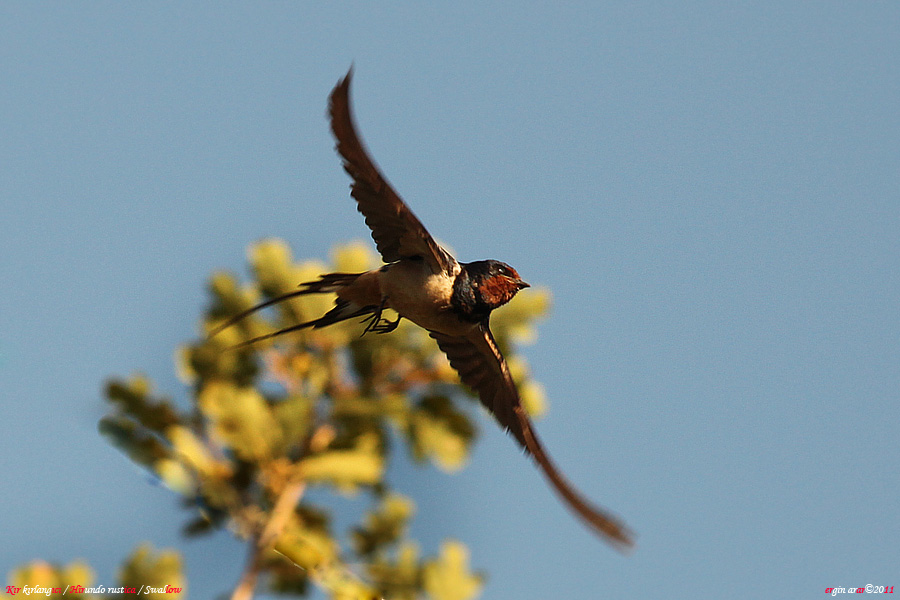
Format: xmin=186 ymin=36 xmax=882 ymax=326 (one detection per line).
xmin=230 ymin=425 xmax=335 ymax=600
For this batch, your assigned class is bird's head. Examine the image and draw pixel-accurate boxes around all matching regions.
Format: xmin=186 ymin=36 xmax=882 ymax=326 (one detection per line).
xmin=468 ymin=260 xmax=530 ymax=310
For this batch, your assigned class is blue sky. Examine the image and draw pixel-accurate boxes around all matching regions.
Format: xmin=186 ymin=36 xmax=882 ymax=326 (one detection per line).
xmin=1 ymin=3 xmax=898 ymax=599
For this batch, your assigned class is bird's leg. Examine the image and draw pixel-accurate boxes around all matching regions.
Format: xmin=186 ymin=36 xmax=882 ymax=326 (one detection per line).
xmin=360 ymin=299 xmax=401 ymax=335
xmin=372 ymin=313 xmax=401 ymax=334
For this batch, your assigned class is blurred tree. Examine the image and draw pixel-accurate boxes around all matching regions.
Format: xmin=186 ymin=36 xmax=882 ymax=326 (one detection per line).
xmin=8 ymin=239 xmax=551 ymax=600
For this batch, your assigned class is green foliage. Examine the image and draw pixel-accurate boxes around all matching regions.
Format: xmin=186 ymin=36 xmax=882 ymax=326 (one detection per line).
xmin=118 ymin=544 xmax=185 ymax=598
xmin=353 ymin=493 xmax=415 ymax=557
xmin=9 ymin=239 xmax=550 ymax=599
xmin=8 ymin=559 xmax=95 ymax=600
xmin=408 ymin=395 xmax=476 ymax=471
xmin=299 ymin=434 xmax=385 ymax=490
xmin=422 ymin=542 xmax=483 ymax=600
xmin=8 ymin=544 xmax=184 ymax=599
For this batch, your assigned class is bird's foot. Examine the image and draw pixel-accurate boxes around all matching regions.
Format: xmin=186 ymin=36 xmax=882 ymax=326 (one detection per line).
xmin=370 ymin=315 xmax=401 ymax=334
xmin=360 ymin=301 xmax=401 ymax=335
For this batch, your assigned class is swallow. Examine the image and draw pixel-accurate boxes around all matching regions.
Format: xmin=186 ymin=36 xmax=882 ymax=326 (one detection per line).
xmin=212 ymin=69 xmax=634 ymax=550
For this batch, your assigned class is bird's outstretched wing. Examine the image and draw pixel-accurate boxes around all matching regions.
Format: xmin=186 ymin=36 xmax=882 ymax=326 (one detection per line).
xmin=329 ymin=70 xmax=456 ymax=275
xmin=429 ymin=325 xmax=635 ymax=550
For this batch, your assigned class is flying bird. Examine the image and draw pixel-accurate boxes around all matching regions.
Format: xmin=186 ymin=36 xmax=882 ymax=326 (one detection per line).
xmin=212 ymin=69 xmax=634 ymax=550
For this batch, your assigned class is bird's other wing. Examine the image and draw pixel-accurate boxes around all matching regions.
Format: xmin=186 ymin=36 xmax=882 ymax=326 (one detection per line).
xmin=329 ymin=69 xmax=456 ymax=275
xmin=429 ymin=324 xmax=635 ymax=550
xmin=429 ymin=326 xmax=528 ymax=447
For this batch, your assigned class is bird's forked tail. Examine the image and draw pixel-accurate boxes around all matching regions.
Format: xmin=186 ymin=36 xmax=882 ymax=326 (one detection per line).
xmin=208 ymin=272 xmax=380 ymax=348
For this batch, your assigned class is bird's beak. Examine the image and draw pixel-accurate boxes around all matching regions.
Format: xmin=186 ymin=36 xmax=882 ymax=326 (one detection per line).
xmin=516 ymin=280 xmax=530 ymax=290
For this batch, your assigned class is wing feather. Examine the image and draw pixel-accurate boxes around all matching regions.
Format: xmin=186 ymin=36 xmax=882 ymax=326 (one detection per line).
xmin=328 ymin=70 xmax=455 ymax=275
xmin=430 ymin=325 xmax=634 ymax=549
